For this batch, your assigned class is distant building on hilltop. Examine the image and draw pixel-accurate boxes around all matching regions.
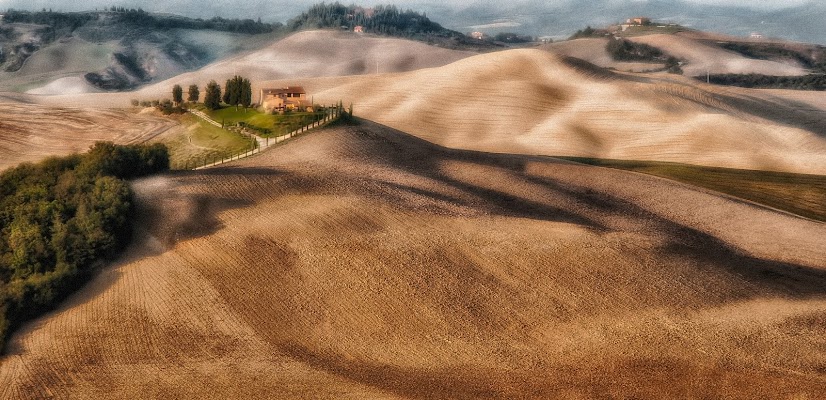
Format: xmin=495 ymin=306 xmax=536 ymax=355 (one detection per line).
xmin=470 ymin=31 xmax=485 ymax=40
xmin=750 ymin=32 xmax=764 ymax=40
xmin=260 ymin=86 xmax=310 ymax=112
xmin=626 ymin=17 xmax=651 ymax=26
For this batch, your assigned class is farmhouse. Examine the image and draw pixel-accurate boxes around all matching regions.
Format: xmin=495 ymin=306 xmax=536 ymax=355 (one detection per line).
xmin=260 ymin=86 xmax=310 ymax=112
xmin=626 ymin=17 xmax=651 ymax=26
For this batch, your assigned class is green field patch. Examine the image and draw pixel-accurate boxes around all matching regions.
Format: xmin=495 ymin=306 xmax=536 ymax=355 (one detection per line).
xmin=199 ymin=105 xmax=327 ymax=137
xmin=163 ymin=113 xmax=256 ymax=169
xmin=560 ymin=157 xmax=826 ymax=222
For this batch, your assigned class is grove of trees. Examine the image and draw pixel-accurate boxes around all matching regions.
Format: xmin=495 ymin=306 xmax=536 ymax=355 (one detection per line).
xmin=288 ymin=2 xmax=465 ymax=41
xmin=223 ymin=76 xmax=252 ymax=110
xmin=704 ymin=73 xmax=826 ymax=91
xmin=606 ymin=38 xmax=682 ymax=74
xmin=0 ymin=142 xmax=169 ymax=351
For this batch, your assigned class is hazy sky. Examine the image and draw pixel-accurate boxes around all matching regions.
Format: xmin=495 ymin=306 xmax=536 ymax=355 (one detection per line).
xmin=1 ymin=0 xmax=821 ymax=43
xmin=0 ymin=0 xmax=814 ymax=19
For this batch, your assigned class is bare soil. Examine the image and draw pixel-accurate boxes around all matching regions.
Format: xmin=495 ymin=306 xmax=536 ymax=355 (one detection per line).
xmin=0 ymin=103 xmax=181 ymax=171
xmin=1 ymin=121 xmax=823 ymax=398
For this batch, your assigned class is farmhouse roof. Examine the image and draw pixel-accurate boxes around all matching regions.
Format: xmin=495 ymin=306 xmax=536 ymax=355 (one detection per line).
xmin=263 ymin=86 xmax=306 ymax=95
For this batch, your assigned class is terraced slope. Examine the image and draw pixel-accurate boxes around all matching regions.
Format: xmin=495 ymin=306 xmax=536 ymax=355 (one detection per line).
xmin=1 ymin=122 xmax=823 ymax=398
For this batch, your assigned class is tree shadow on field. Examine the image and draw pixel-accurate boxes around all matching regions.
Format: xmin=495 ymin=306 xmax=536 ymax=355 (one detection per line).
xmin=523 ymin=173 xmax=826 ymax=299
xmin=345 ymin=121 xmax=606 ymax=229
xmin=276 ymin=341 xmax=826 ymax=399
xmin=342 ymin=120 xmax=826 ymax=301
xmin=134 ymin=173 xmax=258 ymax=252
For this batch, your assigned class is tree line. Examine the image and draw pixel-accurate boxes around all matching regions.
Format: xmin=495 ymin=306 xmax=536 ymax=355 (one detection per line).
xmin=288 ymin=2 xmax=463 ymax=40
xmin=0 ymin=143 xmax=169 ymax=351
xmin=133 ymin=76 xmax=251 ymax=115
xmin=719 ymin=42 xmax=826 ymax=73
xmin=171 ymin=76 xmax=252 ymax=111
xmin=2 ymin=9 xmax=96 ymax=32
xmin=703 ymin=73 xmax=826 ymax=91
xmin=606 ymin=38 xmax=682 ymax=74
xmin=2 ymin=9 xmax=279 ymax=35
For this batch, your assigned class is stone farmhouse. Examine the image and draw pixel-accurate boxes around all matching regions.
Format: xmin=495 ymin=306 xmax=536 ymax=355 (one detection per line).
xmin=260 ymin=86 xmax=310 ymax=112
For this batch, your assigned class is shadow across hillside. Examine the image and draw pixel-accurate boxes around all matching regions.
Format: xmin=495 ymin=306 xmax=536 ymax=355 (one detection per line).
xmin=340 ymin=120 xmax=826 ymax=301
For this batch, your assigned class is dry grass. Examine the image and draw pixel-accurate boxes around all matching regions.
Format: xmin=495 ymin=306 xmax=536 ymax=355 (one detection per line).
xmin=1 ymin=122 xmax=823 ymax=398
xmin=160 ymin=113 xmax=254 ymax=169
xmin=560 ymin=157 xmax=826 ymax=222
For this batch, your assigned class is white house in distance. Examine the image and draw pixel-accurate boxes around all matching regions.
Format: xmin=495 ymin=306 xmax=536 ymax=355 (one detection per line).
xmin=260 ymin=86 xmax=311 ymax=112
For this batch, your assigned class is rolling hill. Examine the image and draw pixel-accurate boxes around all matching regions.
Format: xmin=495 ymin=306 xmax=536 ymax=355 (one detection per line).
xmin=626 ymin=34 xmax=809 ymax=77
xmin=8 ymin=29 xmax=826 ymax=177
xmin=542 ymin=34 xmax=810 ymax=76
xmin=135 ymin=30 xmax=476 ymax=99
xmin=0 ymin=122 xmax=823 ymax=398
xmin=0 ymin=103 xmax=181 ymax=171
xmin=0 ymin=11 xmax=282 ymax=93
xmin=268 ymin=48 xmax=826 ymax=175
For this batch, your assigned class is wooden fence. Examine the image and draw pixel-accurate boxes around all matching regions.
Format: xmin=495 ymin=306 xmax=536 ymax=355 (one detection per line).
xmin=174 ymin=105 xmax=345 ymax=170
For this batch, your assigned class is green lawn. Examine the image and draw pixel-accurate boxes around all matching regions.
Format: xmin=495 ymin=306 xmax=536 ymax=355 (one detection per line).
xmin=559 ymin=157 xmax=826 ymax=222
xmin=198 ymin=105 xmax=327 ymax=137
xmin=163 ymin=114 xmax=256 ymax=169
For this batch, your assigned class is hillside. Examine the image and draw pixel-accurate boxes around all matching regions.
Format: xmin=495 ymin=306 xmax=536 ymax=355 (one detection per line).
xmin=0 ymin=5 xmax=493 ymax=94
xmin=0 ymin=103 xmax=181 ymax=171
xmin=14 ymin=39 xmax=825 ymax=175
xmin=0 ymin=122 xmax=823 ymax=398
xmin=544 ymin=34 xmax=810 ymax=77
xmin=627 ymin=34 xmax=809 ymax=77
xmin=268 ymin=49 xmax=826 ymax=175
xmin=0 ymin=10 xmax=282 ymax=93
xmin=542 ymin=38 xmax=667 ymax=72
xmin=24 ymin=30 xmax=475 ymax=106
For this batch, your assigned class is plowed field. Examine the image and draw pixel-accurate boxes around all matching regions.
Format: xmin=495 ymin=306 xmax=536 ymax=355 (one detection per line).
xmin=0 ymin=103 xmax=180 ymax=171
xmin=1 ymin=122 xmax=823 ymax=398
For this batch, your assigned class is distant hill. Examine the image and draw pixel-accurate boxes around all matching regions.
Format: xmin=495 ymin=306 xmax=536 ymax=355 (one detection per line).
xmin=432 ymin=0 xmax=826 ymax=45
xmin=0 ymin=5 xmax=494 ymax=93
xmin=0 ymin=9 xmax=282 ymax=92
xmin=286 ymin=2 xmax=497 ymax=51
